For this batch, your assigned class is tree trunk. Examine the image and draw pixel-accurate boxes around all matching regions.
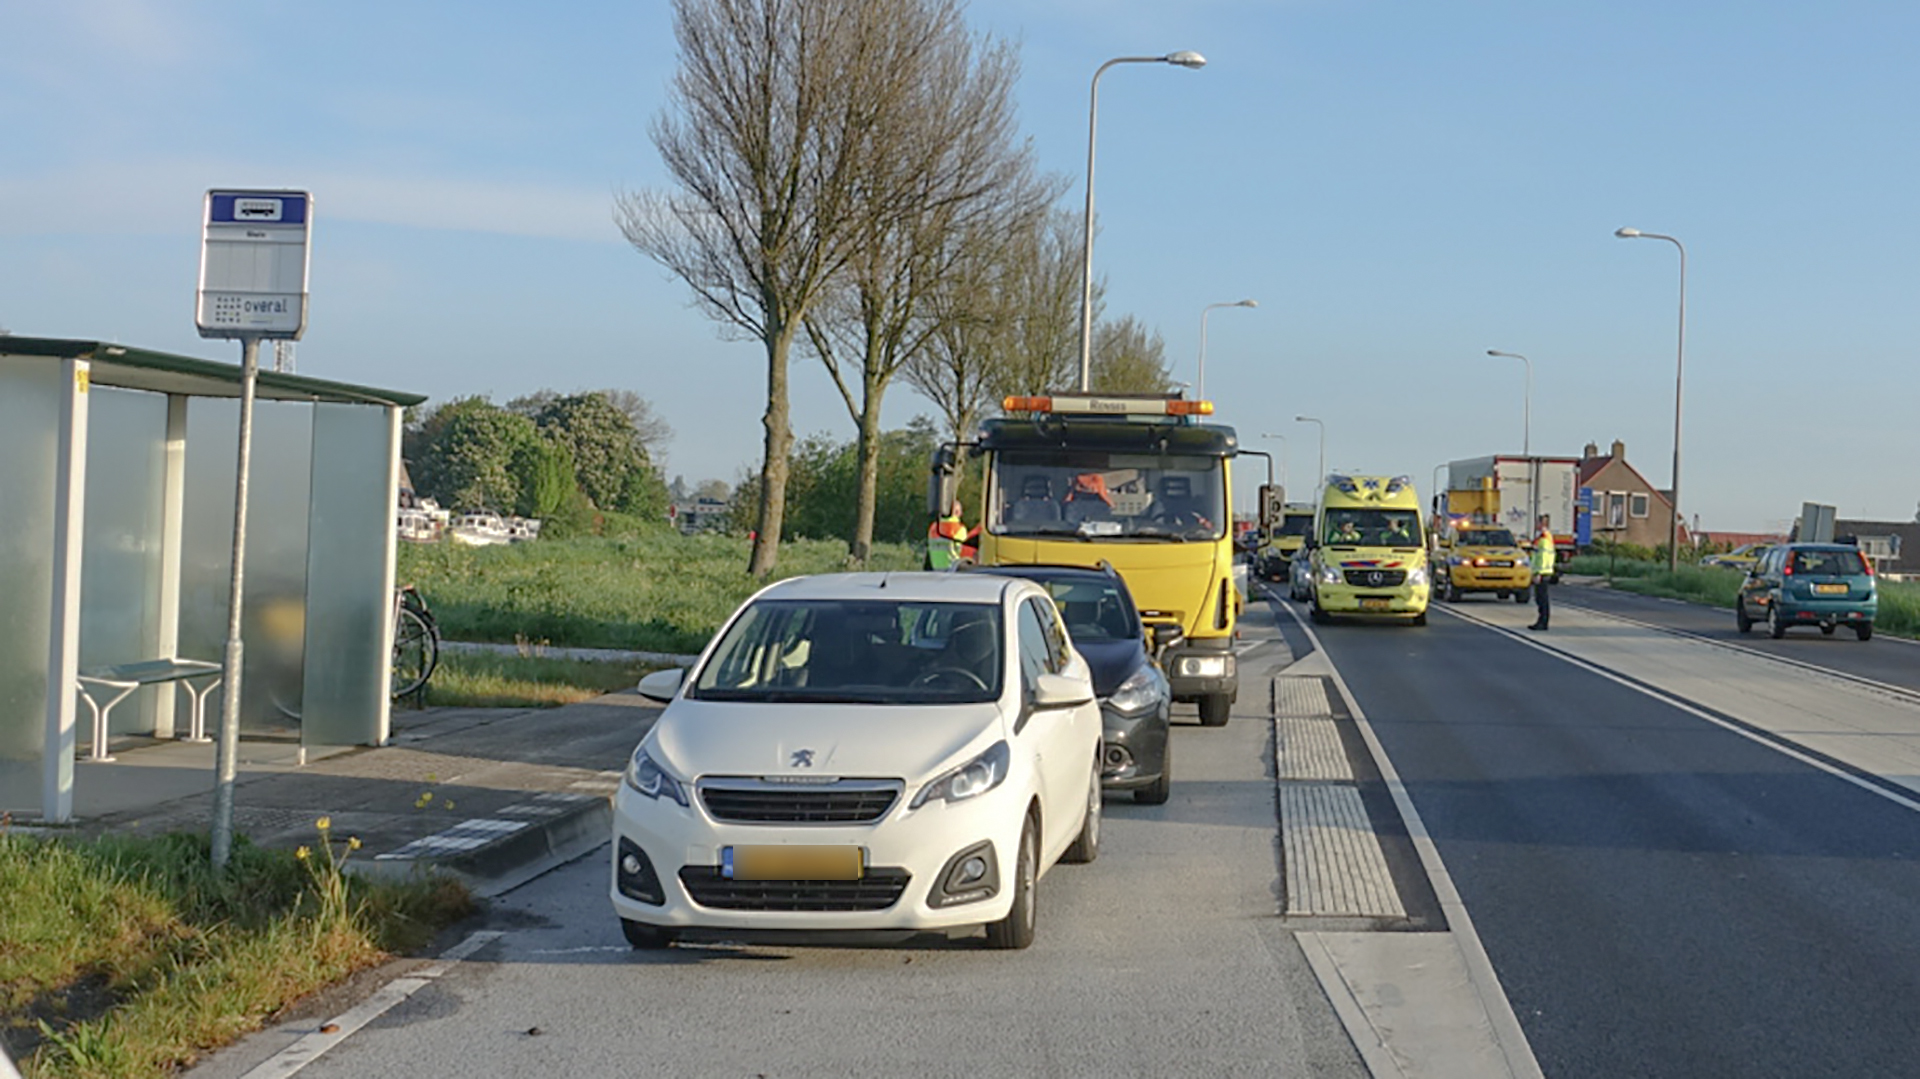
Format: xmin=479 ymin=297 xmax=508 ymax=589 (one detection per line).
xmin=749 ymin=324 xmax=796 ymax=577
xmin=849 ymin=373 xmax=886 ymax=564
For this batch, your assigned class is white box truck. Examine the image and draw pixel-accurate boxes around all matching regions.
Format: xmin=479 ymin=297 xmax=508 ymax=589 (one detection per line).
xmin=1444 ymin=455 xmax=1580 ymax=562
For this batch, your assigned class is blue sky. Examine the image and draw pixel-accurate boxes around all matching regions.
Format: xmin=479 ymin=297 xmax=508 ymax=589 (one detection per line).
xmin=5 ymin=1 xmax=1917 ymax=533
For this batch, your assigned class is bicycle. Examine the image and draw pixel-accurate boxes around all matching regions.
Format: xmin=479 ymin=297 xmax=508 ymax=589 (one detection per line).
xmin=392 ymin=584 xmax=441 ymax=702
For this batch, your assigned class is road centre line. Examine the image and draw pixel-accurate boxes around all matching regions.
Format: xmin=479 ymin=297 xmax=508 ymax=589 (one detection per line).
xmin=1556 ymin=595 xmax=1920 ymax=705
xmin=238 ymin=930 xmax=502 ymax=1079
xmin=1437 ymin=602 xmax=1920 ymax=817
xmin=1272 ymin=597 xmax=1545 ymax=1079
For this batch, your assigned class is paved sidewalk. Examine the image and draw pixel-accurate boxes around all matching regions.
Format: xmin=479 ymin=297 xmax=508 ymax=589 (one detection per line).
xmin=37 ymin=692 xmax=659 ymax=896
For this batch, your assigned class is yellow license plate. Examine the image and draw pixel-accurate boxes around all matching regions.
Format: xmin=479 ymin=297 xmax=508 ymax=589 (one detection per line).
xmin=728 ymin=845 xmax=863 ymax=881
xmin=1360 ymin=598 xmax=1392 ymax=611
xmin=1813 ymin=584 xmax=1848 ymax=594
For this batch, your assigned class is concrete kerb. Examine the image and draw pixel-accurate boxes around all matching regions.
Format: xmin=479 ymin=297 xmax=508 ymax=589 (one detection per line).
xmin=357 ymin=796 xmax=615 ymax=898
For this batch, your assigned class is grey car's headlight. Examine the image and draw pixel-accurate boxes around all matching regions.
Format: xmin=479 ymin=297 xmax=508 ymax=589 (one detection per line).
xmin=1106 ymin=664 xmax=1168 ymax=717
xmin=1318 ymin=564 xmax=1343 ymax=585
xmin=1407 ymin=566 xmax=1429 ymax=587
xmin=911 ymin=740 xmax=1010 ymax=809
xmin=625 ymin=746 xmax=690 ymax=807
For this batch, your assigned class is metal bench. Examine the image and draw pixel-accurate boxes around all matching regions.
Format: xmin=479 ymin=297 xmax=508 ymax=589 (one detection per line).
xmin=75 ymin=658 xmax=223 ymax=762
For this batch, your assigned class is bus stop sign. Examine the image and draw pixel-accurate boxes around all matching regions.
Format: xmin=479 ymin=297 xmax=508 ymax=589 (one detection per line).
xmin=197 ymin=190 xmax=311 ymax=340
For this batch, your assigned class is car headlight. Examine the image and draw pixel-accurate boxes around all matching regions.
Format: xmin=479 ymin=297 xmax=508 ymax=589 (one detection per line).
xmin=1407 ymin=566 xmax=1429 ymax=587
xmin=1177 ymin=655 xmax=1229 ymax=679
xmin=1106 ymin=664 xmax=1168 ymax=717
xmin=1318 ymin=564 xmax=1343 ymax=585
xmin=625 ymin=746 xmax=690 ymax=807
xmin=910 ymin=740 xmax=1010 ymax=809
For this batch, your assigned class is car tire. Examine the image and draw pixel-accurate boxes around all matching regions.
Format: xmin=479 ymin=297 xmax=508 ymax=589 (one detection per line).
xmin=1768 ymin=605 xmax=1788 ymax=639
xmin=1736 ymin=604 xmax=1752 ymax=634
xmin=1309 ymin=598 xmax=1330 ymax=624
xmin=1445 ymin=581 xmax=1462 ymax=603
xmin=1062 ymin=761 xmax=1101 ymax=864
xmin=1411 ymin=610 xmax=1428 ymax=627
xmin=1198 ymin=693 xmax=1231 ymax=727
xmin=620 ymin=919 xmax=678 ymax=950
xmin=1135 ymin=735 xmax=1171 ymax=805
xmin=1514 ymin=588 xmax=1531 ymax=604
xmin=984 ymin=818 xmax=1038 ymax=950
xmin=1857 ymin=623 xmax=1874 ymax=641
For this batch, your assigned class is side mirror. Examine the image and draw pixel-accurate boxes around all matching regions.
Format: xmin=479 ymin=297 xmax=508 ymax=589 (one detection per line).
xmin=1029 ymin=671 xmax=1094 ymax=711
xmin=927 ymin=444 xmax=962 ymax=517
xmin=1148 ymin=623 xmax=1185 ymax=658
xmin=637 ymin=667 xmax=687 ymax=703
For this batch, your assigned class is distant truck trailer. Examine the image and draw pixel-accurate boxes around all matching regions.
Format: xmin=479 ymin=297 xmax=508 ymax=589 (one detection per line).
xmin=1443 ymin=455 xmax=1580 ymax=560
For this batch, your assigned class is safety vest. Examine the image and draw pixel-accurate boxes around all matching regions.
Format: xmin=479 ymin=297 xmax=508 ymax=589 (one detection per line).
xmin=928 ymin=515 xmax=964 ymax=569
xmin=1532 ymin=529 xmax=1556 ymax=576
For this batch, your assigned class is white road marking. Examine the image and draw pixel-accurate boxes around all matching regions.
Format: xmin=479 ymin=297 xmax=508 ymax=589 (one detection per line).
xmin=238 ymin=931 xmax=502 ymax=1079
xmin=1275 ymin=599 xmax=1546 ymax=1079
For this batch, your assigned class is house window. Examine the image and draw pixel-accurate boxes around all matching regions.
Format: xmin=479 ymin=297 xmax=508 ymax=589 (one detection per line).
xmin=1607 ymin=492 xmax=1627 ymax=529
xmin=1630 ymin=493 xmax=1650 ymax=519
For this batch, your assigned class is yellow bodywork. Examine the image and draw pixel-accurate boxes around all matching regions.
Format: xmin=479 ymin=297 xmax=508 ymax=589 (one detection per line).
xmin=1439 ymin=531 xmax=1533 ymax=598
xmin=981 ymin=532 xmax=1239 ymax=643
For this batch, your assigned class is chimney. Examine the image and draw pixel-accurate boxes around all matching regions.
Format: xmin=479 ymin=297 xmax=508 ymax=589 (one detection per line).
xmin=1611 ymin=440 xmax=1626 ymax=461
xmin=1582 ymin=442 xmax=1598 ymax=460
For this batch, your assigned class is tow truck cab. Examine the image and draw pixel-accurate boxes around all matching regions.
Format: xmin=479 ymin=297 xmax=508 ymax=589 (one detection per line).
xmin=1307 ymin=474 xmax=1431 ymax=625
xmin=930 ymin=393 xmax=1241 ymax=727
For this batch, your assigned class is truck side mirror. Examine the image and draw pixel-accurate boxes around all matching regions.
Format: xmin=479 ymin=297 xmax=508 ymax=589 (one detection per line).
xmin=1148 ymin=623 xmax=1184 ymax=658
xmin=927 ymin=444 xmax=961 ymax=518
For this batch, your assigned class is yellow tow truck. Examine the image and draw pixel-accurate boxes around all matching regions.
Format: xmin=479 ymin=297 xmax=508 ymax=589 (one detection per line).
xmin=930 ymin=393 xmax=1243 ymax=726
xmin=1305 ymin=474 xmax=1430 ymax=625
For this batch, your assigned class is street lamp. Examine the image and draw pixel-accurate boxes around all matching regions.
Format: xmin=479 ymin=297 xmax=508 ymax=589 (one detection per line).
xmin=1078 ymin=50 xmax=1208 ymax=392
xmin=1258 ymin=432 xmax=1289 ymax=489
xmin=1197 ymin=299 xmax=1256 ymax=400
xmin=1485 ymin=350 xmax=1531 ymax=457
xmin=1614 ymin=226 xmax=1688 ymax=572
xmin=1295 ymin=416 xmax=1325 ymax=488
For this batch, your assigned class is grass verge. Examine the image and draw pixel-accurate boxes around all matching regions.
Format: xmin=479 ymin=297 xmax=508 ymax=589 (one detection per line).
xmin=424 ymin=648 xmax=659 ymax=709
xmin=1 ymin=824 xmax=473 ymax=1078
xmin=398 ymin=533 xmax=918 ymax=653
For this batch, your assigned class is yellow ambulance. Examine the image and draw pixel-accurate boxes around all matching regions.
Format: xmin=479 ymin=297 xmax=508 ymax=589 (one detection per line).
xmin=1306 ymin=474 xmax=1430 ymax=625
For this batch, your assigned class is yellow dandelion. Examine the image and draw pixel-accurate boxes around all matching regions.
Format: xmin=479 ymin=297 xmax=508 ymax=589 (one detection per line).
xmin=296 ymin=846 xmax=311 ymax=861
xmin=348 ymin=837 xmax=363 ymax=851
xmin=315 ymin=815 xmax=331 ymax=832
xmin=443 ymin=799 xmax=455 ymax=810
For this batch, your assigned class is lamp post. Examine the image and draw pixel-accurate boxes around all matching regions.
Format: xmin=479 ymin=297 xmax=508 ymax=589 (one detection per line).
xmin=1197 ymin=299 xmax=1256 ymax=400
xmin=1614 ymin=227 xmax=1688 ymax=572
xmin=1485 ymin=350 xmax=1531 ymax=457
xmin=1295 ymin=415 xmax=1325 ymax=487
xmin=1078 ymin=50 xmax=1208 ymax=392
xmin=1258 ymin=433 xmax=1289 ymax=489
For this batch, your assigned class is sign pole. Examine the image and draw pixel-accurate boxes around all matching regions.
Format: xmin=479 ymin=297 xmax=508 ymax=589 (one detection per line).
xmin=211 ymin=334 xmax=261 ymax=869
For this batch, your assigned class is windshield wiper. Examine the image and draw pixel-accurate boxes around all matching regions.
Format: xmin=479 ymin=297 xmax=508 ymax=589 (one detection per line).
xmin=1010 ymin=527 xmax=1092 ymax=541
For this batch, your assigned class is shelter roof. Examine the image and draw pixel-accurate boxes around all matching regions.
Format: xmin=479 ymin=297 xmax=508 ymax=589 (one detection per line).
xmin=0 ymin=336 xmax=425 ymax=407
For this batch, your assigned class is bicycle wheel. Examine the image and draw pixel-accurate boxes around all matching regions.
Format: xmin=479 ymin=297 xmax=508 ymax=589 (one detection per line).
xmin=392 ymin=606 xmax=439 ymax=700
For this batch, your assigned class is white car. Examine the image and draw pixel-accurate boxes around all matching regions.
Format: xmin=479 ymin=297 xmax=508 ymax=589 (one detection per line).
xmin=612 ymin=571 xmax=1104 ymax=950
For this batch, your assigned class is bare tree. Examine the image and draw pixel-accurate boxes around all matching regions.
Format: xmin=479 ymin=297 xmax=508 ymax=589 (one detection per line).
xmin=989 ymin=209 xmax=1100 ymax=403
xmin=1090 ymin=315 xmax=1174 ymax=394
xmin=801 ymin=1 xmax=1051 ymax=561
xmin=617 ymin=0 xmax=879 ymax=576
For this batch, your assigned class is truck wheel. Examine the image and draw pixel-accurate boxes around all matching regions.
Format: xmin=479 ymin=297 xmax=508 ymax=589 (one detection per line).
xmin=1198 ymin=694 xmax=1231 ymax=727
xmin=1514 ymin=588 xmax=1531 ymax=604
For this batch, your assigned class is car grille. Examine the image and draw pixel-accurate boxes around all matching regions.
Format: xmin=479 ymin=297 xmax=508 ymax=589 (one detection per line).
xmin=1344 ymin=569 xmax=1407 ymax=587
xmin=699 ymin=780 xmax=900 ymax=824
xmin=679 ymin=867 xmax=911 ymax=911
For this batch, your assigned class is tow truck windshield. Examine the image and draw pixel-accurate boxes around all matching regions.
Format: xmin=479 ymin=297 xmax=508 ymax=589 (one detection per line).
xmin=990 ymin=452 xmax=1226 ymax=542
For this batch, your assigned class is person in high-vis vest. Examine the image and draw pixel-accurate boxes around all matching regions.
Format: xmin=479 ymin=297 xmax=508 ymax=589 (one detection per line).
xmin=1527 ymin=515 xmax=1556 ymax=630
xmin=926 ymin=501 xmax=967 ymax=570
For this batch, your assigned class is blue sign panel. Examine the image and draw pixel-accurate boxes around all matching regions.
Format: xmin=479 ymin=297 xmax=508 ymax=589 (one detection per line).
xmin=207 ymin=191 xmax=309 ymax=225
xmin=1576 ymin=487 xmax=1593 ymax=545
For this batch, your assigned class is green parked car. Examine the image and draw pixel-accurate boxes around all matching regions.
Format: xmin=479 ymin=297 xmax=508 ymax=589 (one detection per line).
xmin=1736 ymin=543 xmax=1877 ymax=640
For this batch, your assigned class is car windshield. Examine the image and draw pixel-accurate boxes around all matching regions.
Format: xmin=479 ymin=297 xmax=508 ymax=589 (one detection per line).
xmin=1025 ymin=579 xmax=1138 ymax=643
xmin=1459 ymin=529 xmax=1516 ymax=546
xmin=692 ymin=600 xmax=1003 ymax=704
xmin=1325 ymin=509 xmax=1423 ymax=546
xmin=1790 ymin=550 xmax=1866 ymax=576
xmin=989 ymin=452 xmax=1227 ymax=542
xmin=1278 ymin=515 xmax=1315 ymax=537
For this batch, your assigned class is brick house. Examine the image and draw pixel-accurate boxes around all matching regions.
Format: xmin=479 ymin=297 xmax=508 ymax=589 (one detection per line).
xmin=1578 ymin=440 xmax=1693 ymax=551
xmin=1829 ymin=518 xmax=1920 ymax=579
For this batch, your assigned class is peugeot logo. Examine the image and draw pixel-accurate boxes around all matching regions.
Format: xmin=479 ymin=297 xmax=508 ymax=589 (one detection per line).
xmin=1366 ymin=571 xmax=1385 ymax=587
xmin=790 ymin=749 xmax=815 ymax=768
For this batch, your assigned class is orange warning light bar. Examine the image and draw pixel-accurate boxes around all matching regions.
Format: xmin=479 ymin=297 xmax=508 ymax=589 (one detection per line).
xmin=1001 ymin=394 xmax=1214 ymax=417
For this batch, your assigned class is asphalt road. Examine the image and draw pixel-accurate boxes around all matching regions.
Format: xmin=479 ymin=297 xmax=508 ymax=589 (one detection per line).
xmin=199 ymin=656 xmax=1370 ymax=1079
xmin=1299 ymin=588 xmax=1920 ymax=1077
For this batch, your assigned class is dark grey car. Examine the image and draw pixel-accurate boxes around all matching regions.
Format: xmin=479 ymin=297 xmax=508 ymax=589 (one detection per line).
xmin=970 ymin=564 xmax=1173 ymax=804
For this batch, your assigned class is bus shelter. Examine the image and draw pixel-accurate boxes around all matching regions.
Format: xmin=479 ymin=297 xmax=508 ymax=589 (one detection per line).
xmin=0 ymin=337 xmax=424 ymax=822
